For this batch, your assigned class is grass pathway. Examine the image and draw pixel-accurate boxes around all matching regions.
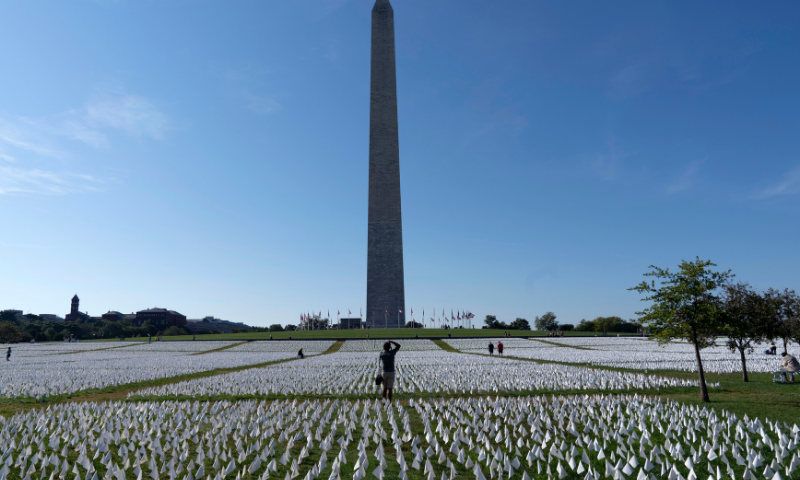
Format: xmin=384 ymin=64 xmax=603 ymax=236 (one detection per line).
xmin=529 ymin=338 xmax=595 ymax=350
xmin=194 ymin=341 xmax=249 ymax=354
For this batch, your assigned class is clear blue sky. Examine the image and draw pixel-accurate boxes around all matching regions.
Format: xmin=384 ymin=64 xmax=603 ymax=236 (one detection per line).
xmin=1 ymin=1 xmax=798 ymax=327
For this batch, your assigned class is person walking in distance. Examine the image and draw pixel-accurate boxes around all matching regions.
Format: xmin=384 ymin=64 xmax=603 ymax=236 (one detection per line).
xmin=380 ymin=340 xmax=401 ymax=404
xmin=497 ymin=341 xmax=504 ymax=356
xmin=488 ymin=342 xmax=494 ymax=356
xmin=6 ymin=347 xmax=10 ymax=361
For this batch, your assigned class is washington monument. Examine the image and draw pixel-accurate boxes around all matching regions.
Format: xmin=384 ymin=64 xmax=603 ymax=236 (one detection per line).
xmin=366 ymin=0 xmax=405 ymax=328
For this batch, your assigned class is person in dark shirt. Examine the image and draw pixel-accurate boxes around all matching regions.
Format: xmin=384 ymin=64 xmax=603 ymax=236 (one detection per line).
xmin=488 ymin=342 xmax=494 ymax=356
xmin=380 ymin=340 xmax=401 ymax=404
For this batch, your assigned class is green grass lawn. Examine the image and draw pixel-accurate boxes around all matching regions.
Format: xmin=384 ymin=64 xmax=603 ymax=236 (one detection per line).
xmin=153 ymin=328 xmax=633 ymax=341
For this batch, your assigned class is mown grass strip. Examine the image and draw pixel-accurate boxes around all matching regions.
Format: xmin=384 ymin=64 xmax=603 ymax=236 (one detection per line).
xmin=323 ymin=340 xmax=345 ymax=354
xmin=193 ymin=341 xmax=249 ymax=355
xmin=432 ymin=339 xmax=458 ymax=352
xmin=46 ymin=342 xmax=145 ymax=355
xmin=530 ymin=338 xmax=595 ymax=350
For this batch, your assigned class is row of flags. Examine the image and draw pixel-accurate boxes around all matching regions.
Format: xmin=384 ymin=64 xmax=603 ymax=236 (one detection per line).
xmin=299 ymin=309 xmax=475 ymax=328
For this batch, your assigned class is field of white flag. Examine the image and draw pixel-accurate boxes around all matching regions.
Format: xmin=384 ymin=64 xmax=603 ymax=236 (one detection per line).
xmin=0 ymin=341 xmax=325 ymax=399
xmin=469 ymin=337 xmax=783 ymax=374
xmin=0 ymin=394 xmax=796 ymax=480
xmin=131 ymin=349 xmax=703 ymax=399
xmin=0 ymin=336 xmax=796 ymax=479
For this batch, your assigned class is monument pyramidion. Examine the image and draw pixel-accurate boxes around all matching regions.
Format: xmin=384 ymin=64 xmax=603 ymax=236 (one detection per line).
xmin=366 ymin=0 xmax=405 ymax=329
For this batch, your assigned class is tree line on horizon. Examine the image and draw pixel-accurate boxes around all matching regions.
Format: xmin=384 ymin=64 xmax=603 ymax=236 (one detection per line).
xmin=481 ymin=312 xmax=641 ymax=333
xmin=0 ymin=314 xmax=249 ymax=343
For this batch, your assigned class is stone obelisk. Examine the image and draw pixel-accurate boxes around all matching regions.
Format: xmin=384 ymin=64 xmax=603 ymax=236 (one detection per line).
xmin=367 ymin=0 xmax=405 ymax=328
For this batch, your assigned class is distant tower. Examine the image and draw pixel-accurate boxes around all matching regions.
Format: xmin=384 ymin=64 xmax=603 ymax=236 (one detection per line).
xmin=71 ymin=295 xmax=79 ymax=315
xmin=366 ymin=0 xmax=406 ymax=328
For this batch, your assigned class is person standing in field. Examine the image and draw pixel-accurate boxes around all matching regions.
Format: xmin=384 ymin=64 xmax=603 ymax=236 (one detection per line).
xmin=380 ymin=340 xmax=401 ymax=404
xmin=488 ymin=342 xmax=494 ymax=356
xmin=6 ymin=347 xmax=10 ymax=361
xmin=497 ymin=341 xmax=504 ymax=356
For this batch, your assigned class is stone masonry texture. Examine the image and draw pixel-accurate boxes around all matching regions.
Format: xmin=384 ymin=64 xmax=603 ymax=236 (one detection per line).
xmin=367 ymin=0 xmax=405 ymax=329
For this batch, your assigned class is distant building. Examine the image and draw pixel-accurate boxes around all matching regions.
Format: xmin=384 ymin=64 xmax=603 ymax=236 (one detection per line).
xmin=101 ymin=311 xmax=135 ymax=322
xmin=65 ymin=295 xmax=89 ymax=322
xmin=0 ymin=310 xmax=24 ymax=321
xmin=133 ymin=308 xmax=187 ymax=327
xmin=187 ymin=316 xmax=250 ymax=334
xmin=339 ymin=318 xmax=363 ymax=329
xmin=39 ymin=314 xmax=64 ymax=322
xmin=101 ymin=311 xmax=125 ymax=322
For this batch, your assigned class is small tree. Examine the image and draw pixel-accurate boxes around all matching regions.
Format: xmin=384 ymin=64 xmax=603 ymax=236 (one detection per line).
xmin=720 ymin=282 xmax=769 ymax=382
xmin=630 ymin=257 xmax=731 ymax=403
xmin=534 ymin=312 xmax=558 ymax=331
xmin=269 ymin=324 xmax=284 ymax=332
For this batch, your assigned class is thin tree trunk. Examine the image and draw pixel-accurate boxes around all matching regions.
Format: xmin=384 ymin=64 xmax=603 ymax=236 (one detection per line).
xmin=739 ymin=347 xmax=749 ymax=382
xmin=692 ymin=332 xmax=710 ymax=402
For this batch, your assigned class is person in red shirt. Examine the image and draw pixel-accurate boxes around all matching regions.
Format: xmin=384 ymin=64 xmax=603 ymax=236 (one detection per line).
xmin=497 ymin=341 xmax=504 ymax=356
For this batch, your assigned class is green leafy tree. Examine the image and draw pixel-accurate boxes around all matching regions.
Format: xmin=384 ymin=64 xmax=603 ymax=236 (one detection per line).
xmin=559 ymin=324 xmax=574 ymax=332
xmin=765 ymin=288 xmax=800 ymax=353
xmin=0 ymin=322 xmax=32 ymax=343
xmin=593 ymin=316 xmax=622 ymax=335
xmin=534 ymin=312 xmax=558 ymax=331
xmin=720 ymin=282 xmax=770 ymax=382
xmin=482 ymin=315 xmax=506 ymax=330
xmin=575 ymin=319 xmax=594 ymax=331
xmin=509 ymin=318 xmax=531 ymax=331
xmin=162 ymin=326 xmax=190 ymax=336
xmin=630 ymin=257 xmax=731 ymax=403
xmin=269 ymin=324 xmax=284 ymax=332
